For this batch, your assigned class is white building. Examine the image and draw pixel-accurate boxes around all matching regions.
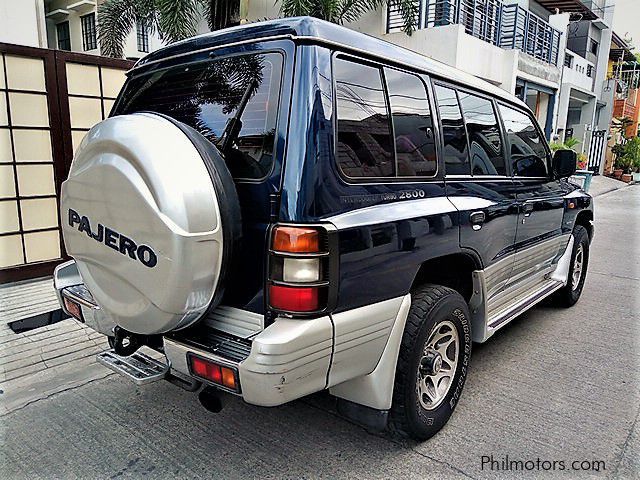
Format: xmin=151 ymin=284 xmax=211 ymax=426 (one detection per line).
xmin=0 ymin=0 xmax=48 ymax=48
xmin=556 ymin=0 xmax=615 ymax=157
xmin=43 ymin=0 xmax=163 ymax=59
xmin=247 ymin=0 xmax=615 ymax=156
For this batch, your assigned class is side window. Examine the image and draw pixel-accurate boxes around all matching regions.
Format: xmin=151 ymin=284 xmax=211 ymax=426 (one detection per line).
xmin=434 ymin=85 xmax=470 ymax=175
xmin=334 ymin=58 xmax=394 ymax=178
xmin=458 ymin=92 xmax=506 ymax=176
xmin=385 ymin=68 xmax=437 ymax=177
xmin=498 ymin=104 xmax=549 ymax=177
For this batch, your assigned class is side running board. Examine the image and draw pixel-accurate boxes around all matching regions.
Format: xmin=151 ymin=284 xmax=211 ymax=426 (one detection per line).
xmin=97 ymin=350 xmax=169 ymax=385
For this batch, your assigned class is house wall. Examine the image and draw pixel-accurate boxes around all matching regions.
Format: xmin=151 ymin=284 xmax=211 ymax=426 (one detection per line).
xmin=0 ymin=0 xmax=47 ymax=48
xmin=44 ymin=0 xmax=163 ymax=59
xmin=563 ymin=51 xmax=596 ymax=92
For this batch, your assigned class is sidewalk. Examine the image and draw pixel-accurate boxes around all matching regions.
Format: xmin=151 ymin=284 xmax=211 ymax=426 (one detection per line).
xmin=0 ymin=278 xmax=112 ymax=415
xmin=588 ymin=174 xmax=630 ymax=197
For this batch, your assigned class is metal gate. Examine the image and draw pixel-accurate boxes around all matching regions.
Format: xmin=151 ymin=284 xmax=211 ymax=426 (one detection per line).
xmin=587 ymin=129 xmax=607 ymax=175
xmin=0 ymin=43 xmax=133 ymax=284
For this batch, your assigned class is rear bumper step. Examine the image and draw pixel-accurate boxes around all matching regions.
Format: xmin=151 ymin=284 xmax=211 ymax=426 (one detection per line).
xmin=97 ymin=350 xmax=169 ymax=385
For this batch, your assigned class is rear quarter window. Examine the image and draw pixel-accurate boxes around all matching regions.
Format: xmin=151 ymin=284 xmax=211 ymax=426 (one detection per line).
xmin=115 ymin=52 xmax=283 ymax=180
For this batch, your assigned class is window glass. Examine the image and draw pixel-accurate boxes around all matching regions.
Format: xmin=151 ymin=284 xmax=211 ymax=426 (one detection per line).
xmin=136 ymin=21 xmax=149 ymax=53
xmin=57 ymin=22 xmax=71 ymax=51
xmin=385 ymin=68 xmax=437 ymax=177
xmin=81 ymin=14 xmax=97 ymax=51
xmin=434 ymin=85 xmax=470 ymax=175
xmin=116 ymin=53 xmax=283 ymax=180
xmin=498 ymin=104 xmax=549 ymax=177
xmin=458 ymin=92 xmax=505 ymax=176
xmin=334 ymin=58 xmax=394 ymax=178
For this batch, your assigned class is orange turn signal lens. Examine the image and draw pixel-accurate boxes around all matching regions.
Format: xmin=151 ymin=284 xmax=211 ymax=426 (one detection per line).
xmin=272 ymin=226 xmax=321 ymax=253
xmin=221 ymin=367 xmax=237 ymax=390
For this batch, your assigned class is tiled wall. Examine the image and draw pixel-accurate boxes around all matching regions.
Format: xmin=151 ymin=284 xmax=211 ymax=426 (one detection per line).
xmin=0 ymin=54 xmax=60 ymax=269
xmin=66 ymin=62 xmax=126 ymax=154
xmin=0 ymin=49 xmax=130 ymax=278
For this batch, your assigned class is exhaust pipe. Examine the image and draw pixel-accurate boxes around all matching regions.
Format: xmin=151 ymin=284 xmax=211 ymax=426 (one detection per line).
xmin=199 ymin=387 xmax=223 ymax=413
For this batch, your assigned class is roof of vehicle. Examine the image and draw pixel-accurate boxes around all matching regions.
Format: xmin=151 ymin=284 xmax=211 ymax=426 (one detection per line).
xmin=134 ymin=16 xmax=525 ymax=108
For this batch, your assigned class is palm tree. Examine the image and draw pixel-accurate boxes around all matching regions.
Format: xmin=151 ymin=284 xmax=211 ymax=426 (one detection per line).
xmin=279 ymin=0 xmax=419 ymax=34
xmin=98 ymin=0 xmax=240 ymax=58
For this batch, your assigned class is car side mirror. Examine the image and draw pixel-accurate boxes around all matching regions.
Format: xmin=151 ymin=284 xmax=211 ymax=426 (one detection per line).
xmin=552 ymin=149 xmax=577 ymax=179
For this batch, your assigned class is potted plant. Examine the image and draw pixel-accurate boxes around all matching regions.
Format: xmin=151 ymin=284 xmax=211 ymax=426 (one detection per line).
xmin=622 ymin=137 xmax=640 ymax=183
xmin=612 ymin=151 xmax=625 ymax=179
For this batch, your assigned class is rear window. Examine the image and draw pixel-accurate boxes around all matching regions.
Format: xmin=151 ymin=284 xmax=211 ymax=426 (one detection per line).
xmin=115 ymin=52 xmax=283 ymax=180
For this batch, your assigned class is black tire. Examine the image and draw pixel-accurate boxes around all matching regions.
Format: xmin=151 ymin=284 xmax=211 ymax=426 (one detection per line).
xmin=389 ymin=285 xmax=472 ymax=441
xmin=552 ymin=225 xmax=590 ymax=307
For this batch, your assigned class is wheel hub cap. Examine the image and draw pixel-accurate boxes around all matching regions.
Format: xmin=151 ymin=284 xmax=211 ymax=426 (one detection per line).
xmin=419 ymin=350 xmax=443 ymax=376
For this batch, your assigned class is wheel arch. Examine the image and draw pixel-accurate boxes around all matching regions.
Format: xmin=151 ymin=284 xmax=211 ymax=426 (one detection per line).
xmin=410 ymin=251 xmax=481 ymax=304
xmin=575 ymin=209 xmax=594 ymax=241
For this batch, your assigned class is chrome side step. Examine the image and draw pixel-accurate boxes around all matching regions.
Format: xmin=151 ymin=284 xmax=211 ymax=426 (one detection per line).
xmin=97 ymin=350 xmax=169 ymax=385
xmin=487 ymin=279 xmax=563 ymax=331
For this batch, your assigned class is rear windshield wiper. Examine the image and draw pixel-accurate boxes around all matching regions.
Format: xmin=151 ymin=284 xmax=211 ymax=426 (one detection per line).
xmin=219 ymin=79 xmax=257 ymax=153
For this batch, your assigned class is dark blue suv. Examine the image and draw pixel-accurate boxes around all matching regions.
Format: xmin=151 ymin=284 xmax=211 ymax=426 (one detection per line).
xmin=54 ymin=17 xmax=593 ymax=440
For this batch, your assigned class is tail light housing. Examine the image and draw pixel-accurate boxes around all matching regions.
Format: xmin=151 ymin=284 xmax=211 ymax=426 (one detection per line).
xmin=188 ymin=354 xmax=240 ymax=393
xmin=268 ymin=224 xmax=336 ymax=315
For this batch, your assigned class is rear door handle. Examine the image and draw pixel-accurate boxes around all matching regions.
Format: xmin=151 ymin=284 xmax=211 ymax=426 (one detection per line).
xmin=469 ymin=211 xmax=485 ymax=230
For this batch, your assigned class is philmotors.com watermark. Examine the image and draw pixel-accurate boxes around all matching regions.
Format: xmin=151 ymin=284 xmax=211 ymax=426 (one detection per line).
xmin=481 ymin=455 xmax=606 ymax=473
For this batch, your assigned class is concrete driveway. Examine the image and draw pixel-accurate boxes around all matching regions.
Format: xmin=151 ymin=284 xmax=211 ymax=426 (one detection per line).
xmin=1 ymin=185 xmax=638 ymax=479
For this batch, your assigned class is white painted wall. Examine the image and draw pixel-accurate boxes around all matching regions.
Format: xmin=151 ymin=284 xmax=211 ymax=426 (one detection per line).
xmin=44 ymin=0 xmax=163 ymax=59
xmin=0 ymin=0 xmax=47 ymax=47
xmin=563 ymin=51 xmax=596 ymax=92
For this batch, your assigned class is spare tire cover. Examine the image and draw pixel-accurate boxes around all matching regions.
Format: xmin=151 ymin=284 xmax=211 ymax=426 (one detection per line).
xmin=61 ymin=112 xmax=241 ymax=335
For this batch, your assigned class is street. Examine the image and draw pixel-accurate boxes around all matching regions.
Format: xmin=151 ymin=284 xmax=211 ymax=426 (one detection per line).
xmin=1 ymin=185 xmax=639 ymax=479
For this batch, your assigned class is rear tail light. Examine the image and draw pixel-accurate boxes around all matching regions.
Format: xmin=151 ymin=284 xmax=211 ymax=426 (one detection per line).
xmin=268 ymin=225 xmax=333 ymax=315
xmin=188 ymin=355 xmax=239 ymax=392
xmin=272 ymin=226 xmax=321 ymax=253
xmin=269 ymin=285 xmax=319 ymax=312
xmin=63 ymin=297 xmax=83 ymax=322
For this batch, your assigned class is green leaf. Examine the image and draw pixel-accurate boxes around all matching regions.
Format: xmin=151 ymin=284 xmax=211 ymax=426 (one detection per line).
xmin=97 ymin=0 xmax=138 ymax=58
xmin=156 ymin=0 xmax=199 ymax=43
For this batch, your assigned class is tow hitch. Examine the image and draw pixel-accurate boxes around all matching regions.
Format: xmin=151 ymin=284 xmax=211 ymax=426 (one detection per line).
xmin=112 ymin=326 xmax=145 ymax=356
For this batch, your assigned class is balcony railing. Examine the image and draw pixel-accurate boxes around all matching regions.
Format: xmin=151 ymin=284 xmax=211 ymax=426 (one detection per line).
xmin=500 ymin=4 xmax=561 ymax=65
xmin=386 ymin=0 xmax=561 ymax=65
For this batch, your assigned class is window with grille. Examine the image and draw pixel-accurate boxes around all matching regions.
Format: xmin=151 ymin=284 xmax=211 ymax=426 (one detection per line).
xmin=586 ymin=65 xmax=593 ymax=77
xmin=564 ymin=54 xmax=573 ymax=68
xmin=137 ymin=21 xmax=149 ymax=53
xmin=81 ymin=14 xmax=97 ymax=51
xmin=57 ymin=22 xmax=71 ymax=51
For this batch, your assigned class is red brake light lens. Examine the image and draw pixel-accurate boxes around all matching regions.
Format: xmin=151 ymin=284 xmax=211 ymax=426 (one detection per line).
xmin=269 ymin=284 xmax=319 ymax=312
xmin=188 ymin=356 xmax=239 ymax=391
xmin=272 ymin=226 xmax=321 ymax=253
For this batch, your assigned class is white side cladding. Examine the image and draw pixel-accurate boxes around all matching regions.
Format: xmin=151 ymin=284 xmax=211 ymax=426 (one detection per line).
xmin=328 ymin=296 xmax=406 ymax=387
xmin=330 ymin=295 xmax=411 ymax=410
xmin=240 ymin=315 xmax=333 ymax=406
